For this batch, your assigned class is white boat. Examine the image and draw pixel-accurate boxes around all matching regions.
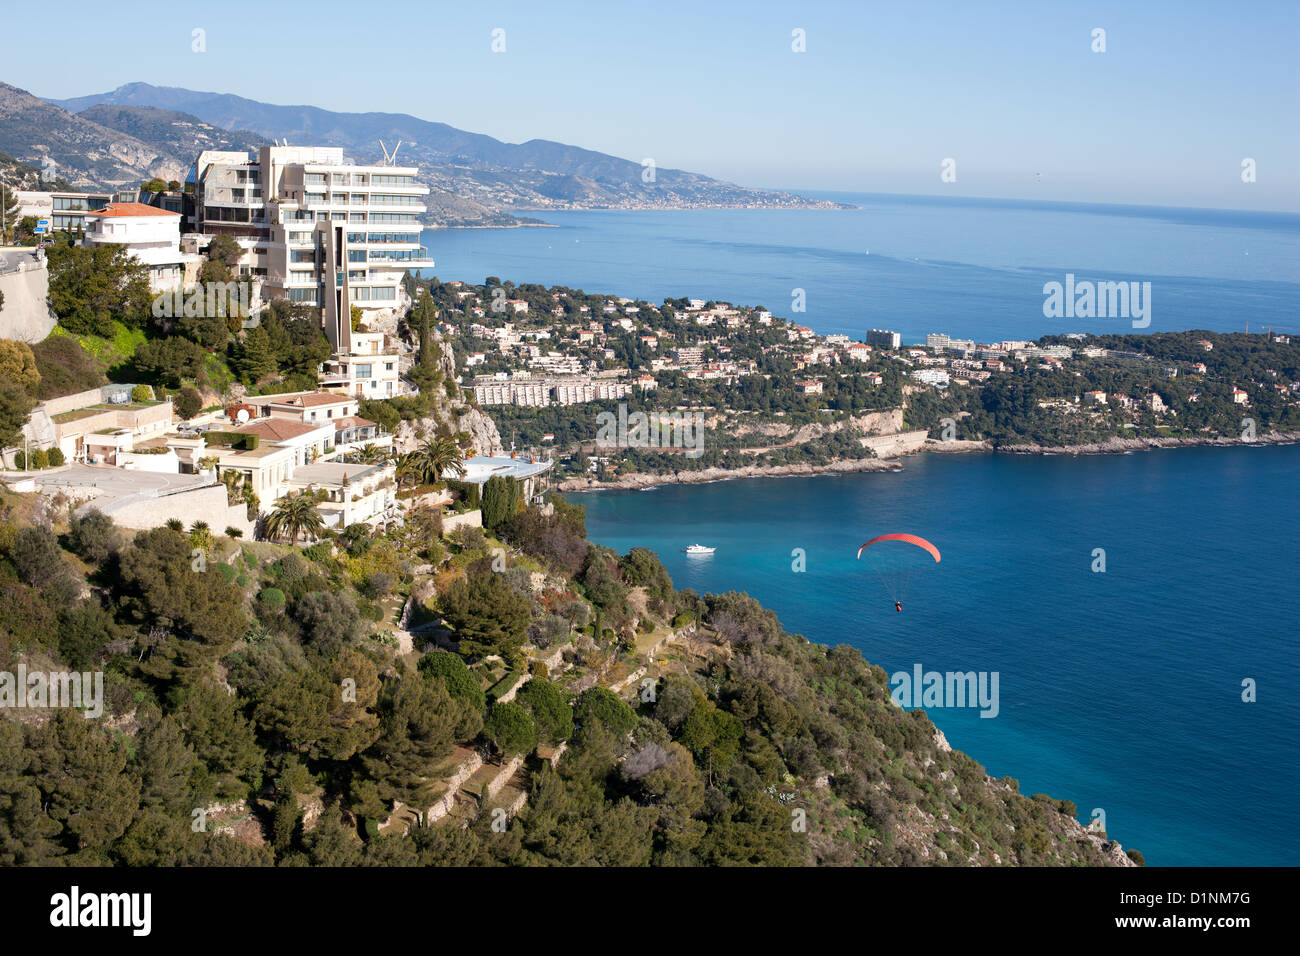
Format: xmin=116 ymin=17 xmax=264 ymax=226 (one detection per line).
xmin=684 ymin=544 xmax=716 ymax=555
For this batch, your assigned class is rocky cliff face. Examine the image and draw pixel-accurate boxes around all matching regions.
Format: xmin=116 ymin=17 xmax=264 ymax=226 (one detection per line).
xmin=388 ymin=319 xmax=504 ymax=457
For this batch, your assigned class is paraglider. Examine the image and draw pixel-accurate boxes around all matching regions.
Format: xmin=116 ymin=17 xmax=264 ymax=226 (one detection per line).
xmin=857 ymin=534 xmax=941 ymax=611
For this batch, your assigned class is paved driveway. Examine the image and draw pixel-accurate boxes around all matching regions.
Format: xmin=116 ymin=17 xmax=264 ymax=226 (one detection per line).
xmin=32 ymin=465 xmax=214 ymax=515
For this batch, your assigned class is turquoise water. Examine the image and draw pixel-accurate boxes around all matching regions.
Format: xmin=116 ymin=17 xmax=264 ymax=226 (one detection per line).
xmin=578 ymin=447 xmax=1300 ymax=867
xmin=422 ymin=193 xmax=1300 ymax=343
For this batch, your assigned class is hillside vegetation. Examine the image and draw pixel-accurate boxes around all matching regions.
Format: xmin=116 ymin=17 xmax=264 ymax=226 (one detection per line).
xmin=0 ymin=479 xmax=1137 ymax=867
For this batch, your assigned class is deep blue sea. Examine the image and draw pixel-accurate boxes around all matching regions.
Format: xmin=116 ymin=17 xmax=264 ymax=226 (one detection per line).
xmin=578 ymin=448 xmax=1300 ymax=867
xmin=422 ymin=193 xmax=1299 ymax=865
xmin=421 ymin=193 xmax=1300 ymax=343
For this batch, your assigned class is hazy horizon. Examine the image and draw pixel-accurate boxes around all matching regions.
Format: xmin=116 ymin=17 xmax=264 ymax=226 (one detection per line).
xmin=9 ymin=0 xmax=1298 ymax=212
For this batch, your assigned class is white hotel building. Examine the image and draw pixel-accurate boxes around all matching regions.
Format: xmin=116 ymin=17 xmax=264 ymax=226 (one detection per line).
xmin=192 ymin=145 xmax=432 ymax=358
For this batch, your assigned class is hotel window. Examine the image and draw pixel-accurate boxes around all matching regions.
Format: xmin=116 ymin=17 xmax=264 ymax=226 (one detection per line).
xmin=355 ymin=365 xmax=372 ymax=379
xmin=305 ymin=173 xmax=326 ymax=185
xmin=291 ymin=250 xmax=315 ymax=263
xmin=349 ymin=213 xmax=366 ymax=222
xmin=305 ymin=192 xmax=326 ymax=203
xmin=348 ymin=250 xmax=367 ymax=263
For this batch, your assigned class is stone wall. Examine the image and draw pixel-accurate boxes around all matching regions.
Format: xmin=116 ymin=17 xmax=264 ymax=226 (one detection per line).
xmin=442 ymin=509 xmax=483 ymax=534
xmin=859 ymin=429 xmax=929 ymax=458
xmin=0 ymin=251 xmax=56 ymax=343
xmin=101 ymin=483 xmax=256 ymax=536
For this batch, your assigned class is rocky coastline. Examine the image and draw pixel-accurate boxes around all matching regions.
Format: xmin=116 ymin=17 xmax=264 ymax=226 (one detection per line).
xmin=556 ymin=430 xmax=1298 ymax=492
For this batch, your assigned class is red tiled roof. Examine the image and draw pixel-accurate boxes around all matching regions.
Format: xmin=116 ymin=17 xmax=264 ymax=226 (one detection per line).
xmin=230 ymin=419 xmax=327 ymax=442
xmin=268 ymin=392 xmax=353 ymax=408
xmin=333 ymin=416 xmax=375 ymax=430
xmin=96 ymin=202 xmax=180 ymax=218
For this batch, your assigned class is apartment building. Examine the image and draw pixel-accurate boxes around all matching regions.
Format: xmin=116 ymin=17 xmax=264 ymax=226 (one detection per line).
xmin=17 ymin=189 xmax=116 ymax=232
xmin=318 ymin=330 xmax=403 ymax=398
xmin=867 ymin=329 xmax=902 ymax=349
xmin=193 ymin=145 xmax=433 ymax=352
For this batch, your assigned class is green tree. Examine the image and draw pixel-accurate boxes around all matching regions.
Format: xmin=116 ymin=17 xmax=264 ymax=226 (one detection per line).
xmin=66 ymin=508 xmax=115 ymax=564
xmin=0 ymin=378 xmax=35 ymax=449
xmin=417 ymin=650 xmax=486 ymax=710
xmin=175 ymin=386 xmax=204 ymax=421
xmin=482 ymin=700 xmax=537 ymax=756
xmin=573 ymin=687 xmax=637 ymax=738
xmin=262 ymin=492 xmax=325 ymax=544
xmin=0 ymin=339 xmax=40 ymax=392
xmin=30 ymin=710 xmax=141 ymax=855
xmin=0 ymin=183 xmax=21 ymax=241
xmin=116 ymin=526 xmax=247 ymax=684
xmin=358 ymin=670 xmax=475 ymax=807
xmin=397 ymin=437 xmax=465 ymax=488
xmin=515 ymin=677 xmax=573 ymax=744
xmin=46 ymin=243 xmax=152 ymax=335
xmin=481 ymin=475 xmax=520 ymax=530
xmin=234 ymin=325 xmax=277 ymax=384
xmin=437 ymin=571 xmax=531 ymax=660
xmin=293 ymin=590 xmax=363 ymax=656
xmin=133 ymin=337 xmax=207 ymax=387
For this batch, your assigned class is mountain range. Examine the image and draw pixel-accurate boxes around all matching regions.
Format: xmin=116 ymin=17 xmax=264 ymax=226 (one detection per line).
xmin=1 ymin=80 xmax=844 ymax=225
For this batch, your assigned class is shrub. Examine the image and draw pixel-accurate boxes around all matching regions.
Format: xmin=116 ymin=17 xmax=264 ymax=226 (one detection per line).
xmin=258 ymin=588 xmax=286 ymax=608
xmin=294 ymin=590 xmax=363 ymax=655
xmin=47 ymin=447 xmax=65 ymax=467
xmin=417 ymin=650 xmax=486 ymax=710
xmin=215 ymin=563 xmax=236 ymax=583
xmin=130 ymin=384 xmax=154 ymax=403
xmin=175 ymin=386 xmax=204 ymax=421
xmin=11 ymin=450 xmax=25 ymax=470
xmin=225 ymin=527 xmax=243 ymax=538
xmin=302 ymin=541 xmax=333 ymax=563
xmin=30 ymin=449 xmax=49 ymax=469
xmin=67 ymin=508 xmax=115 ymax=563
xmin=486 ymin=670 xmax=523 ymax=703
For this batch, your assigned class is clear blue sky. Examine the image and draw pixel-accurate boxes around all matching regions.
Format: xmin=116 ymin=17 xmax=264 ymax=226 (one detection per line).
xmin=9 ymin=0 xmax=1298 ymax=210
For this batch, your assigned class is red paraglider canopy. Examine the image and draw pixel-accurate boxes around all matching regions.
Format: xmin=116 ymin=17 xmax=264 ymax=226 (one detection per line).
xmin=857 ymin=534 xmax=941 ymax=563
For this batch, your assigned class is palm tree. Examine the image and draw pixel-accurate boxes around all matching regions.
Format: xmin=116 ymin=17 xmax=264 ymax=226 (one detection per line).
xmin=356 ymin=443 xmax=388 ymax=465
xmin=262 ymin=492 xmax=325 ymax=545
xmin=398 ymin=437 xmax=466 ymax=488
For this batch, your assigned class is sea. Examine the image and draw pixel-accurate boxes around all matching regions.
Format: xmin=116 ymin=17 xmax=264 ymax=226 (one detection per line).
xmin=419 ymin=192 xmax=1300 ymax=343
xmin=421 ymin=193 xmax=1300 ymax=866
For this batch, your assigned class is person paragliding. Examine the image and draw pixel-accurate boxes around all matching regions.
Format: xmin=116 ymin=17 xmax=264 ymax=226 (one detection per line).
xmin=857 ymin=534 xmax=941 ymax=611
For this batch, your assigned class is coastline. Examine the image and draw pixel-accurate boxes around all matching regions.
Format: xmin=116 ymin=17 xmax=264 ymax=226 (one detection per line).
xmin=557 ymin=430 xmax=1300 ymax=492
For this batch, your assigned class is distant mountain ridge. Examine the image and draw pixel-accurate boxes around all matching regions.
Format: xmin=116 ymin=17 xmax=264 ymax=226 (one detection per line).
xmin=46 ymin=82 xmax=847 ymax=224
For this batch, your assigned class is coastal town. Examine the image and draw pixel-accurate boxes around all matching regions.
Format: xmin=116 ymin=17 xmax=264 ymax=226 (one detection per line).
xmin=4 ymin=140 xmax=1299 ymax=526
xmin=0 ymin=136 xmax=1169 ymax=868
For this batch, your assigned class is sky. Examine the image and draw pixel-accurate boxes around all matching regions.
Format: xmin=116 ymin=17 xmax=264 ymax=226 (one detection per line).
xmin=7 ymin=0 xmax=1299 ymax=210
